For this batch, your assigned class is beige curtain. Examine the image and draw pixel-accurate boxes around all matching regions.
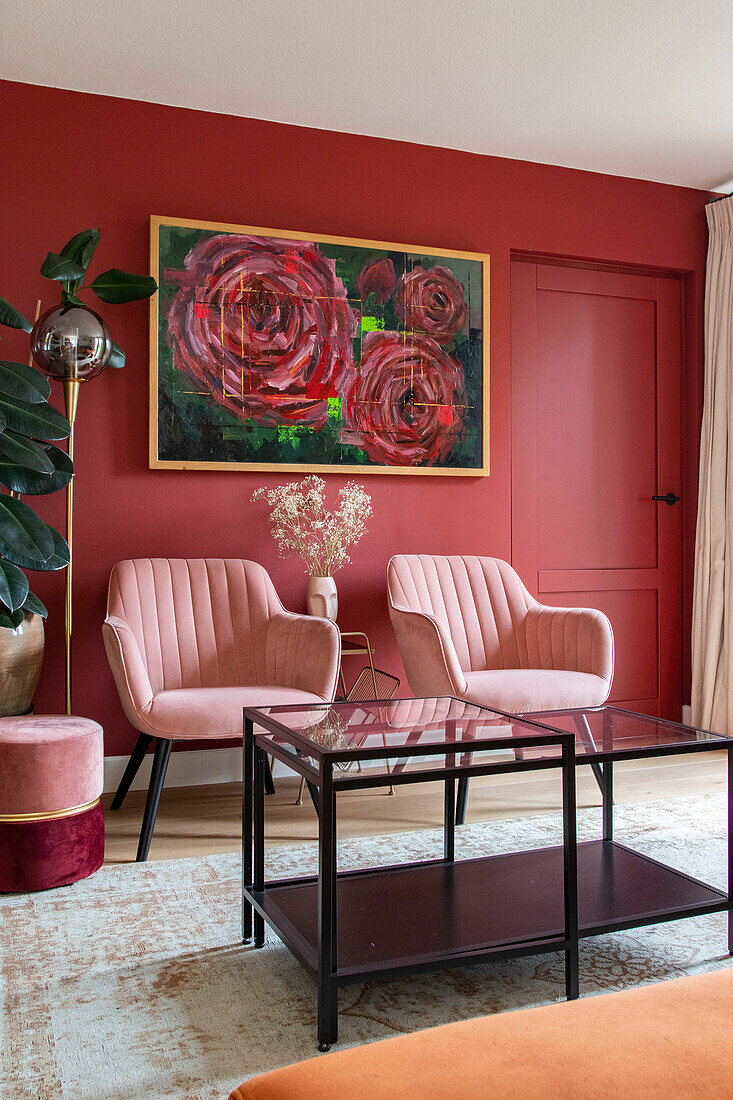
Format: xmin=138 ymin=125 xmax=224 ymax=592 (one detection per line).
xmin=692 ymin=196 xmax=733 ymax=733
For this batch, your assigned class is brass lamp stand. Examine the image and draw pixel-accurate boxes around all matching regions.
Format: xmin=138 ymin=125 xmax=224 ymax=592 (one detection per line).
xmin=62 ymin=375 xmax=80 ymax=716
xmin=30 ymin=301 xmax=112 ymax=718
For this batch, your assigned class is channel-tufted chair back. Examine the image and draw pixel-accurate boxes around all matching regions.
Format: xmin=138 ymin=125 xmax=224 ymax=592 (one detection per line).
xmin=106 ymin=558 xmax=283 ymax=694
xmin=387 ymin=554 xmax=534 ymax=674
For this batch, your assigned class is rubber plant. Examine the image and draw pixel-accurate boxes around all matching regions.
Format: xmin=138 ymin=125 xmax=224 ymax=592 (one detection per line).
xmin=0 ymin=228 xmax=157 ymax=628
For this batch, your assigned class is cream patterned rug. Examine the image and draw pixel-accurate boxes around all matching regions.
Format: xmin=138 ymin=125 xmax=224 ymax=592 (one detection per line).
xmin=1 ymin=793 xmax=731 ymax=1099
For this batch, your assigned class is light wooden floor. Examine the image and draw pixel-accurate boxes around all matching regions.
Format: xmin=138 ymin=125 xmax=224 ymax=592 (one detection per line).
xmin=103 ymin=751 xmax=727 ymax=864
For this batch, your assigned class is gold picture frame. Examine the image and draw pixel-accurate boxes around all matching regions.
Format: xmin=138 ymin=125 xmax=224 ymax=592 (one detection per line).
xmin=149 ymin=215 xmax=489 ymax=476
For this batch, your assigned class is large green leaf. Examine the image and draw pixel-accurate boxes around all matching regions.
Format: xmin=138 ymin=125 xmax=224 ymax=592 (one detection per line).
xmin=0 ymin=495 xmax=54 ymax=566
xmin=0 ymin=430 xmax=55 ymax=474
xmin=108 ymin=341 xmax=126 ymax=369
xmin=61 ymin=229 xmax=101 ymax=294
xmin=60 ymin=228 xmax=100 ymax=273
xmin=0 ymin=522 xmax=69 ymax=572
xmin=40 ymin=252 xmax=86 ymax=284
xmin=0 ymin=441 xmax=73 ymax=495
xmin=21 ymin=590 xmax=48 ymax=618
xmin=0 ymin=559 xmax=29 ymax=613
xmin=0 ymin=608 xmax=25 ymax=630
xmin=0 ymin=298 xmax=31 ymax=333
xmin=0 ymin=393 xmax=70 ymax=441
xmin=0 ymin=360 xmax=51 ymax=404
xmin=90 ymin=269 xmax=157 ymax=304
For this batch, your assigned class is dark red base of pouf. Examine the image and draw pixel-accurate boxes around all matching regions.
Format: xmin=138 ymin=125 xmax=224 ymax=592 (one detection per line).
xmin=0 ymin=801 xmax=104 ymax=893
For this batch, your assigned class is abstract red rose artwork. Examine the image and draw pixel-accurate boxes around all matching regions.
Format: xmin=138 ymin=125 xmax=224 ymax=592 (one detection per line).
xmin=150 ymin=216 xmax=488 ymax=475
xmin=394 ymin=265 xmax=468 ymax=345
xmin=357 ymin=257 xmax=397 ymax=306
xmin=343 ymin=332 xmax=467 ymax=466
xmin=165 ymin=233 xmax=357 ymax=429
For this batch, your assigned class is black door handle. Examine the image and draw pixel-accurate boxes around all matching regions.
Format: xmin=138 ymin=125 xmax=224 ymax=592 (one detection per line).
xmin=652 ymin=493 xmax=681 ymax=506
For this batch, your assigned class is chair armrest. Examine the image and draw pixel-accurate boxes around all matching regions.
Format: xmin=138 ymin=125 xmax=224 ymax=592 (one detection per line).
xmin=388 ymin=603 xmax=467 ymax=697
xmin=102 ymin=615 xmax=154 ymax=723
xmin=523 ymin=604 xmax=614 ymax=684
xmin=265 ymin=611 xmax=341 ymax=701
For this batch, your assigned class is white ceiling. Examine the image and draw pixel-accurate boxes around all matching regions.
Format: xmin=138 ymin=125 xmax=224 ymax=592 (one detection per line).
xmin=3 ymin=0 xmax=732 ymax=189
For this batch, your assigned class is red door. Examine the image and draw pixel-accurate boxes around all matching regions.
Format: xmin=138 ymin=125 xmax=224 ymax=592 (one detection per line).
xmin=511 ymin=260 xmax=683 ymax=719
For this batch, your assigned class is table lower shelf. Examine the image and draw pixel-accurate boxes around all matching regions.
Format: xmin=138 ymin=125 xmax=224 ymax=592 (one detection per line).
xmin=248 ymin=840 xmax=727 ymax=982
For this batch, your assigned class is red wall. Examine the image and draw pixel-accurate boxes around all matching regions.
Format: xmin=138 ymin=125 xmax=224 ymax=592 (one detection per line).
xmin=2 ymin=80 xmax=710 ymax=756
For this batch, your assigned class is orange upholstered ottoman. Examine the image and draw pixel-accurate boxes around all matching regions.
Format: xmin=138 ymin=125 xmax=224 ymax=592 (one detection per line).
xmin=0 ymin=715 xmax=104 ymax=892
xmin=230 ymin=968 xmax=733 ymax=1099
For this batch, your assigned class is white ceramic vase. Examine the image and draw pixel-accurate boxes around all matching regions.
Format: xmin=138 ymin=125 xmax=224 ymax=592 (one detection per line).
xmin=306 ymin=576 xmax=338 ymax=621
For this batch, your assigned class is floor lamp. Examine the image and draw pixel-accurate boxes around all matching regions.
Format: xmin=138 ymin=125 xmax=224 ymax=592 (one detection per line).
xmin=31 ymin=304 xmax=112 ymax=715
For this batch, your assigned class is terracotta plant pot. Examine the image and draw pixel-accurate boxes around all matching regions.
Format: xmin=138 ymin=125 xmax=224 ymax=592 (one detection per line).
xmin=0 ymin=612 xmax=45 ymax=717
xmin=306 ymin=577 xmax=338 ymax=621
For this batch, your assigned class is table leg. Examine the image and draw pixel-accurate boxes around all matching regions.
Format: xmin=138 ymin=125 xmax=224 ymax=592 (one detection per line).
xmin=562 ymin=740 xmax=579 ymax=1000
xmin=444 ymin=778 xmax=456 ymax=862
xmin=253 ymin=743 xmax=265 ymax=949
xmin=728 ymin=746 xmax=732 ymax=956
xmin=318 ymin=762 xmax=338 ymax=1051
xmin=721 ymin=748 xmax=726 ymax=954
xmin=242 ymin=718 xmax=253 ymax=944
xmin=602 ymin=761 xmax=613 ymax=842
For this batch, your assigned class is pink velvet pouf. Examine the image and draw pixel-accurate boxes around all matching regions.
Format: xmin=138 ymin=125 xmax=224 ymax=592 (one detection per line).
xmin=0 ymin=716 xmax=104 ymax=892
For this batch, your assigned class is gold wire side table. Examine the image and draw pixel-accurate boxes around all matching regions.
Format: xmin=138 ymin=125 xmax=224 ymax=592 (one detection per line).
xmin=339 ymin=631 xmax=380 ymax=698
xmin=295 ymin=630 xmax=400 ymax=805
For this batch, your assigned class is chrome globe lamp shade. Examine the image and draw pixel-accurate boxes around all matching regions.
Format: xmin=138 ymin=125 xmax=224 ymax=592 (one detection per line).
xmin=30 ymin=304 xmax=112 ymax=382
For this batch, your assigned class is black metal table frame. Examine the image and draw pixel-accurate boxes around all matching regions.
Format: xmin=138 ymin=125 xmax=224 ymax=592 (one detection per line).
xmin=242 ymin=701 xmax=733 ymax=1052
xmin=242 ymin=701 xmax=579 ymax=1051
xmin=456 ymin=703 xmax=733 ymax=958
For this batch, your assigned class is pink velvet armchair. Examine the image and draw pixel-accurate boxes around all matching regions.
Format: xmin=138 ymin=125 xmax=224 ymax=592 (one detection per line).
xmin=103 ymin=558 xmax=340 ymax=860
xmin=387 ymin=554 xmax=614 ymax=821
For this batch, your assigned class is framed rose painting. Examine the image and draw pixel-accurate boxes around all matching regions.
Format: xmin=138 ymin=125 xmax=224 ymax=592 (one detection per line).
xmin=149 ymin=216 xmax=489 ymax=475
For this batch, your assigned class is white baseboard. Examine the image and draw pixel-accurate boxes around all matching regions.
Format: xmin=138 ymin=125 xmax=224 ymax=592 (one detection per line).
xmin=103 ymin=746 xmax=298 ymax=794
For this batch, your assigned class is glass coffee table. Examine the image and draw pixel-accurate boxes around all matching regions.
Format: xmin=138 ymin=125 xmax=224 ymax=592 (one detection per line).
xmin=242 ymin=697 xmax=579 ymax=1050
xmin=242 ymin=699 xmax=732 ymax=1051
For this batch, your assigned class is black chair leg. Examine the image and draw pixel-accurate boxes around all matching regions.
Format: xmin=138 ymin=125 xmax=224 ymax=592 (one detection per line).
xmin=456 ymin=776 xmax=470 ymax=825
xmin=307 ymin=780 xmax=320 ymax=817
xmin=136 ymin=738 xmax=173 ymax=862
xmin=264 ymin=756 xmax=276 ymax=795
xmin=110 ymin=732 xmax=153 ymax=810
xmin=590 ymin=760 xmax=605 ymax=796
